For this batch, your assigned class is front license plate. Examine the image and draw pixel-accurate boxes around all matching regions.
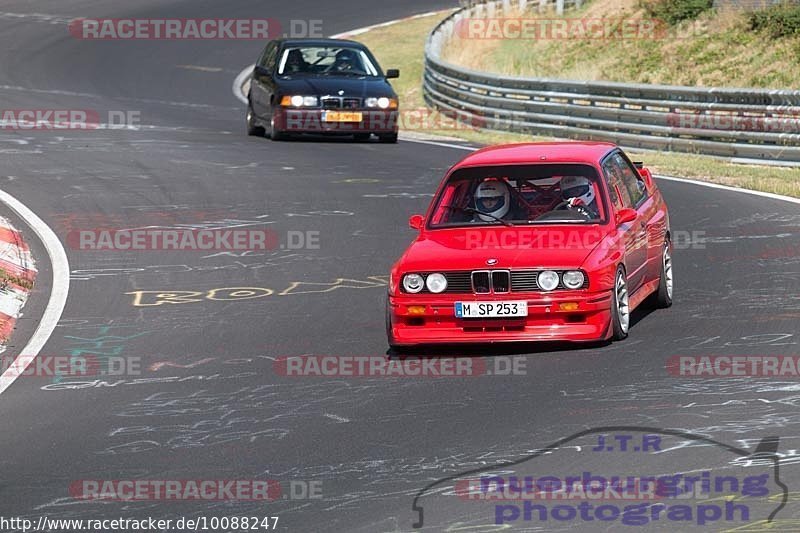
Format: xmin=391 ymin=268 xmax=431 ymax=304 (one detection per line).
xmin=322 ymin=111 xmax=363 ymax=123
xmin=455 ymin=301 xmax=528 ymax=318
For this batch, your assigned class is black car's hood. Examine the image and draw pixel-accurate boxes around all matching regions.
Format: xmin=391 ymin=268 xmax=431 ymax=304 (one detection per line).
xmin=276 ymin=76 xmax=396 ymax=98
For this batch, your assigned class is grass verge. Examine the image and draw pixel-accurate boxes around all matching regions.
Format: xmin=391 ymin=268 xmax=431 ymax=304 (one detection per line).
xmin=357 ymin=10 xmax=800 ymax=198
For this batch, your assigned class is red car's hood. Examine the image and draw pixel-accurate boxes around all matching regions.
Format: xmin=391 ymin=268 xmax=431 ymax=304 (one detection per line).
xmin=399 ymin=226 xmax=609 ymax=271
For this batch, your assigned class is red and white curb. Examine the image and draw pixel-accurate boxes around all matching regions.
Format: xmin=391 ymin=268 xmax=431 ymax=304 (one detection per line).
xmin=0 ymin=188 xmax=69 ymax=396
xmin=0 ymin=216 xmax=36 ymax=351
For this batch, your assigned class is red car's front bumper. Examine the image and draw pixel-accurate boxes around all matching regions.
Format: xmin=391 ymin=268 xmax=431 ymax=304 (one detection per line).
xmin=277 ymin=108 xmax=399 ymax=134
xmin=387 ymin=290 xmax=614 ymax=346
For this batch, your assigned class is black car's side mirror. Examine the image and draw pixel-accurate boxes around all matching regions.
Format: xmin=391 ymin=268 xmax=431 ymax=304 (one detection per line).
xmin=253 ymin=65 xmax=271 ymax=77
xmin=385 ymin=69 xmax=400 ymax=79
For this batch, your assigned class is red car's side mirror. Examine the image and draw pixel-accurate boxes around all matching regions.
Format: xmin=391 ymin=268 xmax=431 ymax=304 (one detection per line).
xmin=639 ymin=167 xmax=654 ymax=189
xmin=409 ymin=214 xmax=425 ymax=230
xmin=616 ymin=208 xmax=638 ymax=225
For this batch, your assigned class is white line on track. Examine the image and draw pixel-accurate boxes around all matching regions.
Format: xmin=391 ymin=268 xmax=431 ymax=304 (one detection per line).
xmin=654 ymin=175 xmax=800 ymax=205
xmin=230 ymin=14 xmax=800 ymax=207
xmin=232 ymin=64 xmax=252 ymax=104
xmin=0 ymin=189 xmax=70 ymax=395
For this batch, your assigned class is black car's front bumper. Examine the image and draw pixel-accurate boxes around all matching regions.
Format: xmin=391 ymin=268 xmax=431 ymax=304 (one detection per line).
xmin=276 ymin=108 xmax=399 ymax=135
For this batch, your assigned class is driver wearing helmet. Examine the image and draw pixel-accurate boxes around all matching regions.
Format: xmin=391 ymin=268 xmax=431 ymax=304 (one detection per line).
xmin=285 ymin=49 xmax=308 ymax=74
xmin=474 ymin=179 xmax=511 ymax=222
xmin=559 ymin=176 xmax=598 ymax=219
xmin=332 ymin=49 xmax=359 ymax=72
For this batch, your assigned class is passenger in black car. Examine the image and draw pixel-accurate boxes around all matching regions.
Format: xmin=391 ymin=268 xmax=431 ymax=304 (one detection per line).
xmin=285 ymin=49 xmax=308 ymax=74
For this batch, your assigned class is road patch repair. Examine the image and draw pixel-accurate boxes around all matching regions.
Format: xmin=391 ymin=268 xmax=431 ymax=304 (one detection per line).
xmin=0 ymin=215 xmax=36 ymax=350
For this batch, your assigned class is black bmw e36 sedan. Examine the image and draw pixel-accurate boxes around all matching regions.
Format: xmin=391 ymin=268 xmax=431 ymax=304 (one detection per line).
xmin=246 ymin=38 xmax=401 ymax=143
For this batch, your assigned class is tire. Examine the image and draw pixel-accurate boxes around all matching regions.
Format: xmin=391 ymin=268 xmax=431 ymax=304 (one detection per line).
xmin=269 ymin=116 xmax=287 ymax=141
xmin=385 ymin=297 xmax=400 ymax=351
xmin=610 ymin=265 xmax=630 ymax=341
xmin=654 ymin=239 xmax=674 ymax=308
xmin=379 ymin=133 xmax=398 ymax=144
xmin=246 ymin=100 xmax=265 ymax=137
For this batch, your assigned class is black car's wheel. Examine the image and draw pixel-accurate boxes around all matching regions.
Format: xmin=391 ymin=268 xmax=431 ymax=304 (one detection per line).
xmin=246 ymin=100 xmax=265 ymax=137
xmin=269 ymin=116 xmax=287 ymax=141
xmin=653 ymin=239 xmax=674 ymax=308
xmin=379 ymin=133 xmax=398 ymax=144
xmin=610 ymin=265 xmax=630 ymax=341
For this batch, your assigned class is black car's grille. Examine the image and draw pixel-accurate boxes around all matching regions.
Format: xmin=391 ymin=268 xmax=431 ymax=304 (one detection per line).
xmin=321 ymin=97 xmax=362 ymax=109
xmin=321 ymin=98 xmax=339 ymax=109
xmin=401 ymin=270 xmax=589 ymax=294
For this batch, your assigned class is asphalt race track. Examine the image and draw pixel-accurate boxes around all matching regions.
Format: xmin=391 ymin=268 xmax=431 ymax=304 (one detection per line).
xmin=1 ymin=1 xmax=799 ymax=532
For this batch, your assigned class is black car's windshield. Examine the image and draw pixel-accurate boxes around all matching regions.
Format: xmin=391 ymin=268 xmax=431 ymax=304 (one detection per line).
xmin=428 ymin=164 xmax=607 ymax=228
xmin=277 ymin=46 xmax=381 ymax=77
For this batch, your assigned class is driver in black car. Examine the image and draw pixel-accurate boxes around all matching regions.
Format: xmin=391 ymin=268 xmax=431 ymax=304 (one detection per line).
xmin=557 ymin=176 xmax=599 ymax=219
xmin=331 ymin=49 xmax=360 ymax=72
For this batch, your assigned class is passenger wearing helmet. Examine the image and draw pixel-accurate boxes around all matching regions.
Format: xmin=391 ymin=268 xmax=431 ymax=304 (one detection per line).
xmin=332 ymin=49 xmax=359 ymax=72
xmin=474 ymin=179 xmax=511 ymax=222
xmin=558 ymin=176 xmax=598 ymax=219
xmin=285 ymin=49 xmax=308 ymax=74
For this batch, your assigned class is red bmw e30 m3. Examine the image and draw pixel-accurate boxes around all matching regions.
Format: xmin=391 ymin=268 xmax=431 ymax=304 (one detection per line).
xmin=386 ymin=142 xmax=673 ymax=348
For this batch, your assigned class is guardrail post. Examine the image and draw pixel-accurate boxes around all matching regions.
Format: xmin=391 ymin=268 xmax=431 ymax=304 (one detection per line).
xmin=487 ymin=2 xmax=496 ymax=17
xmin=518 ymin=0 xmax=528 ymax=11
xmin=538 ymin=0 xmax=547 ymax=13
xmin=556 ymin=0 xmax=565 ymax=15
xmin=503 ymin=0 xmax=512 ymax=13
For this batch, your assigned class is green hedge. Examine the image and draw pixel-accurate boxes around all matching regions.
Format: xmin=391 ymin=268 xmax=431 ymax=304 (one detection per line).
xmin=750 ymin=3 xmax=800 ymax=38
xmin=639 ymin=0 xmax=714 ymax=25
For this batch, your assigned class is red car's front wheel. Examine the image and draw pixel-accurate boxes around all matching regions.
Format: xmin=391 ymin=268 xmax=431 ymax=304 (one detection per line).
xmin=611 ymin=266 xmax=630 ymax=341
xmin=654 ymin=240 xmax=674 ymax=308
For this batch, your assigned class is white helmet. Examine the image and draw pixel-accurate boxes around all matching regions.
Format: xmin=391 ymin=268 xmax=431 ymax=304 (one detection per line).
xmin=475 ymin=180 xmax=510 ymax=222
xmin=561 ymin=176 xmax=595 ymax=207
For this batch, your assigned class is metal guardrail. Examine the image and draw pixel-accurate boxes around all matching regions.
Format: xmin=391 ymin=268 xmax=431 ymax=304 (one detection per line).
xmin=425 ymin=0 xmax=800 ymax=161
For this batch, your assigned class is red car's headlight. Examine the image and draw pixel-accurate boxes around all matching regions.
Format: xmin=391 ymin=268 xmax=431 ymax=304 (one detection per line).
xmin=562 ymin=270 xmax=586 ymax=290
xmin=402 ymin=273 xmax=424 ymax=293
xmin=425 ymin=273 xmax=447 ymax=294
xmin=538 ymin=270 xmax=559 ymax=291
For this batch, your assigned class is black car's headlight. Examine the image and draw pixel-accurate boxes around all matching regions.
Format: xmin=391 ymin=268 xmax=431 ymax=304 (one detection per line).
xmin=365 ymin=97 xmax=398 ymax=109
xmin=280 ymin=96 xmax=318 ymax=107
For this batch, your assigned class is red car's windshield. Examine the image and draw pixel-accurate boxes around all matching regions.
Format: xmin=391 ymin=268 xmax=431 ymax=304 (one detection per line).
xmin=428 ymin=164 xmax=606 ymax=227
